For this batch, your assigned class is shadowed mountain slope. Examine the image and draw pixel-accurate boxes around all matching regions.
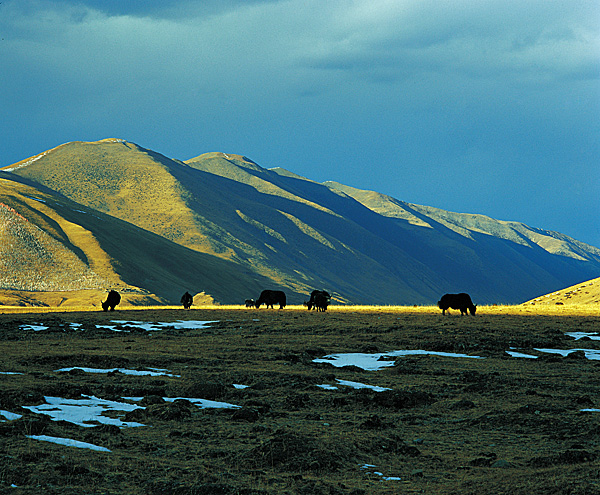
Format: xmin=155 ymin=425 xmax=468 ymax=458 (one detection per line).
xmin=3 ymin=139 xmax=600 ymax=305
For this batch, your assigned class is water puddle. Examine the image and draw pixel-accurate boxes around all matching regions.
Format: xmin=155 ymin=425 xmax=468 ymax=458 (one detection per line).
xmin=26 ymin=434 xmax=111 ymax=452
xmin=23 ymin=394 xmax=242 ymax=429
xmin=96 ymin=320 xmax=217 ymax=332
xmin=22 ymin=396 xmax=146 ymax=428
xmin=124 ymin=397 xmax=241 ymax=410
xmin=1 ymin=410 xmax=22 ymax=422
xmin=19 ymin=320 xmax=218 ymax=333
xmin=314 ymin=350 xmax=484 ymax=371
xmin=317 ymin=379 xmax=391 ymax=392
xmin=566 ymin=332 xmax=600 ymax=341
xmin=360 ymin=464 xmax=402 ymax=481
xmin=55 ymin=367 xmax=180 ymax=377
xmin=508 ymin=348 xmax=600 ymax=360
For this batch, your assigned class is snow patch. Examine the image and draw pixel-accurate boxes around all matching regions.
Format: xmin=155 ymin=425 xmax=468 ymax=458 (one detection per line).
xmin=26 ymin=435 xmax=111 ymax=452
xmin=5 ymin=150 xmax=52 ymax=172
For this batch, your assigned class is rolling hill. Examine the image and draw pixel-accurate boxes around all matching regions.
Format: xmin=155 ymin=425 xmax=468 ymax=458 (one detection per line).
xmin=525 ymin=277 xmax=600 ymax=306
xmin=2 ymin=138 xmax=600 ymax=306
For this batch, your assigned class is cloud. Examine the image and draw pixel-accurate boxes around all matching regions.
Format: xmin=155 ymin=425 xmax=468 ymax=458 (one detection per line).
xmin=0 ymin=0 xmax=598 ymax=245
xmin=294 ymin=0 xmax=600 ymax=85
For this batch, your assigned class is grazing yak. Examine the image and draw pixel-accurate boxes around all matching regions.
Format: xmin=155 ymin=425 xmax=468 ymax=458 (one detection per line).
xmin=438 ymin=293 xmax=477 ymax=316
xmin=245 ymin=299 xmax=255 ymax=308
xmin=312 ymin=292 xmax=330 ymax=312
xmin=181 ymin=291 xmax=193 ymax=310
xmin=101 ymin=290 xmax=121 ymax=312
xmin=307 ymin=290 xmax=331 ymax=312
xmin=255 ymin=290 xmax=286 ymax=309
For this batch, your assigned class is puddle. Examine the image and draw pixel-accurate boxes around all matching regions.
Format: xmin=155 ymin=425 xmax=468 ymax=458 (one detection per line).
xmin=19 ymin=323 xmax=83 ymax=332
xmin=20 ymin=324 xmax=49 ymax=332
xmin=1 ymin=410 xmax=22 ymax=422
xmin=506 ymin=350 xmax=539 ymax=359
xmin=22 ymin=396 xmax=146 ymax=428
xmin=314 ymin=350 xmax=484 ymax=371
xmin=508 ymin=347 xmax=600 ymax=360
xmin=123 ymin=397 xmax=241 ymax=410
xmin=567 ymin=332 xmax=600 ymax=341
xmin=535 ymin=348 xmax=600 ymax=360
xmin=360 ymin=464 xmax=402 ymax=481
xmin=96 ymin=320 xmax=217 ymax=332
xmin=19 ymin=321 xmax=218 ymax=333
xmin=26 ymin=434 xmax=111 ymax=452
xmin=317 ymin=379 xmax=391 ymax=392
xmin=164 ymin=397 xmax=241 ymax=409
xmin=316 ymin=384 xmax=339 ymax=391
xmin=55 ymin=367 xmax=180 ymax=377
xmin=23 ymin=394 xmax=242 ymax=428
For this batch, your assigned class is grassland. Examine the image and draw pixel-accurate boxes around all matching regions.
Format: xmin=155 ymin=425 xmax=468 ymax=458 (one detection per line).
xmin=1 ymin=305 xmax=599 ymax=494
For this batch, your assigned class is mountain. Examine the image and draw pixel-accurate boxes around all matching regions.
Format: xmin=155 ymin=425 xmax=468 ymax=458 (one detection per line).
xmin=0 ymin=169 xmax=271 ymax=306
xmin=3 ymin=139 xmax=600 ymax=305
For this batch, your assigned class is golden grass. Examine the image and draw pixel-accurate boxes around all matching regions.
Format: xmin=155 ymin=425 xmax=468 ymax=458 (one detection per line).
xmin=1 ymin=303 xmax=598 ymax=316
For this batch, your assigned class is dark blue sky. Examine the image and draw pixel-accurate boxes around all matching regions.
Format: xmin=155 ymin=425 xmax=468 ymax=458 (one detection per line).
xmin=1 ymin=0 xmax=599 ymax=247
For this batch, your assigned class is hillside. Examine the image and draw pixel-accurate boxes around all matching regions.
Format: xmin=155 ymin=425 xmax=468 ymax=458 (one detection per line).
xmin=525 ymin=277 xmax=600 ymax=306
xmin=0 ymin=173 xmax=271 ymax=306
xmin=3 ymin=139 xmax=600 ymax=305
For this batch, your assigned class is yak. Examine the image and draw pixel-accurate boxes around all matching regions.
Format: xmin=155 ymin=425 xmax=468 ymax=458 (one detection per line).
xmin=245 ymin=299 xmax=255 ymax=308
xmin=255 ymin=290 xmax=286 ymax=309
xmin=101 ymin=290 xmax=121 ymax=312
xmin=437 ymin=293 xmax=476 ymax=315
xmin=312 ymin=292 xmax=330 ymax=312
xmin=307 ymin=290 xmax=331 ymax=312
xmin=181 ymin=291 xmax=193 ymax=309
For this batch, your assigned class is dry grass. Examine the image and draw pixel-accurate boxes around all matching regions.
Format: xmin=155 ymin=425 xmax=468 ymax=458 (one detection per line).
xmin=1 ymin=306 xmax=600 ymax=494
xmin=2 ymin=303 xmax=598 ymax=316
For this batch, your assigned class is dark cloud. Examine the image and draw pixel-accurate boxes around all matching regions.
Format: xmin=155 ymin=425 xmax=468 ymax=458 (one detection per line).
xmin=1 ymin=0 xmax=599 ymax=247
xmin=47 ymin=0 xmax=283 ymax=18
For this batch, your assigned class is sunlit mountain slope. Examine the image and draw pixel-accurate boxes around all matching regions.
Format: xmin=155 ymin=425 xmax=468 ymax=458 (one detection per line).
xmin=0 ymin=172 xmax=270 ymax=306
xmin=525 ymin=277 xmax=600 ymax=306
xmin=3 ymin=139 xmax=600 ymax=305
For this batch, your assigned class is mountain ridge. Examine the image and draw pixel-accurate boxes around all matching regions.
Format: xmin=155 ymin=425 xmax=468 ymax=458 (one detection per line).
xmin=2 ymin=139 xmax=599 ymax=305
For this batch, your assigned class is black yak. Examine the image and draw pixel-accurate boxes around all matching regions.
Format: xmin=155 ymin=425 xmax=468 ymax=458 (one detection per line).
xmin=255 ymin=290 xmax=286 ymax=309
xmin=307 ymin=290 xmax=331 ymax=312
xmin=245 ymin=299 xmax=255 ymax=308
xmin=312 ymin=292 xmax=330 ymax=312
xmin=181 ymin=291 xmax=193 ymax=309
xmin=438 ymin=293 xmax=477 ymax=315
xmin=101 ymin=290 xmax=121 ymax=312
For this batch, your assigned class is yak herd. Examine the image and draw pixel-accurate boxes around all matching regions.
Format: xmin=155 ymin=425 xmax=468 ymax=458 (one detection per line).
xmin=102 ymin=288 xmax=477 ymax=315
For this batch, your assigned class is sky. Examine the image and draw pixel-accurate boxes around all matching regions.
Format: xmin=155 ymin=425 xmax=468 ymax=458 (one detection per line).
xmin=1 ymin=0 xmax=599 ymax=246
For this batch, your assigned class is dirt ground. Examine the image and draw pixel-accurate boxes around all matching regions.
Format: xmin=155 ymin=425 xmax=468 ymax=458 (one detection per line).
xmin=1 ymin=306 xmax=599 ymax=494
